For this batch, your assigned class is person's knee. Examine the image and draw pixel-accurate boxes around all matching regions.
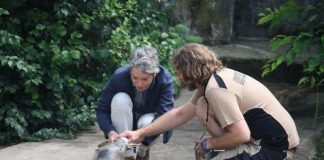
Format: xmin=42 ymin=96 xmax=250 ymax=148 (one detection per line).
xmin=137 ymin=113 xmax=155 ymax=128
xmin=111 ymin=92 xmax=133 ymax=132
xmin=111 ymin=92 xmax=133 ymax=112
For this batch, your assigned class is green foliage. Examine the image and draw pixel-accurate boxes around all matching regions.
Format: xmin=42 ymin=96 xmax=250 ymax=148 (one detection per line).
xmin=259 ymin=0 xmax=324 ymax=88
xmin=259 ymin=2 xmax=324 ymax=157
xmin=0 ymin=0 xmax=200 ymax=144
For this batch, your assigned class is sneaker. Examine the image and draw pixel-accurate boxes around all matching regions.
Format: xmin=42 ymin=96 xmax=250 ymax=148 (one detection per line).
xmin=135 ymin=150 xmax=149 ymax=160
xmin=136 ymin=143 xmax=150 ymax=160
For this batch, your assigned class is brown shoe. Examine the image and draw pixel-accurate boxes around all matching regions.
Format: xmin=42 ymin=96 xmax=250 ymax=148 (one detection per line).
xmin=135 ymin=149 xmax=149 ymax=160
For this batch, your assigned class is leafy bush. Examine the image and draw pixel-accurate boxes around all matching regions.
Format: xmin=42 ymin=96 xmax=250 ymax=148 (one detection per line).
xmin=0 ymin=0 xmax=201 ymax=144
xmin=258 ymin=1 xmax=324 ymax=158
xmin=258 ymin=0 xmax=323 ymax=87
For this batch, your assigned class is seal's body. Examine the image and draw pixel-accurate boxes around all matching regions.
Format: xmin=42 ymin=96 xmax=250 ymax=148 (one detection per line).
xmin=97 ymin=138 xmax=129 ymax=160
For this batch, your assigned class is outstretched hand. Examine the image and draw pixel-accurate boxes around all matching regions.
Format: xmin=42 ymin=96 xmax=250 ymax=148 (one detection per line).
xmin=119 ymin=130 xmax=144 ymax=143
xmin=108 ymin=130 xmax=119 ymax=142
xmin=194 ymin=138 xmax=205 ymax=159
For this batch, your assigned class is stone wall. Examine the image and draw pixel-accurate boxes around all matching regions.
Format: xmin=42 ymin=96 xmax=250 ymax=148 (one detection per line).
xmin=171 ymin=0 xmax=318 ymax=44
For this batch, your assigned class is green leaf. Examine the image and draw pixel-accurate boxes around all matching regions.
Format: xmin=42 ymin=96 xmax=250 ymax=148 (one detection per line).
xmin=306 ymin=60 xmax=317 ymax=72
xmin=261 ymin=63 xmax=270 ymax=70
xmin=300 ymin=32 xmax=313 ymax=37
xmin=60 ymin=8 xmax=69 ymax=17
xmin=262 ymin=67 xmax=271 ymax=77
xmin=16 ymin=61 xmax=25 ymax=71
xmin=31 ymin=110 xmax=52 ymax=120
xmin=0 ymin=30 xmax=21 ymax=46
xmin=258 ymin=12 xmax=265 ymax=17
xmin=310 ymin=76 xmax=316 ymax=87
xmin=320 ymin=65 xmax=324 ymax=72
xmin=286 ymin=50 xmax=296 ymax=65
xmin=0 ymin=8 xmax=9 ymax=15
xmin=265 ymin=8 xmax=273 ymax=13
xmin=36 ymin=24 xmax=46 ymax=30
xmin=8 ymin=61 xmax=13 ymax=68
xmin=71 ymin=32 xmax=82 ymax=39
xmin=4 ymin=85 xmax=18 ymax=94
xmin=0 ymin=105 xmax=10 ymax=120
xmin=32 ymin=92 xmax=39 ymax=100
xmin=31 ymin=77 xmax=42 ymax=85
xmin=271 ymin=61 xmax=278 ymax=70
xmin=161 ymin=32 xmax=169 ymax=39
xmin=70 ymin=50 xmax=80 ymax=59
xmin=258 ymin=14 xmax=274 ymax=25
xmin=56 ymin=25 xmax=67 ymax=37
xmin=271 ymin=35 xmax=293 ymax=51
xmin=298 ymin=77 xmax=309 ymax=86
xmin=5 ymin=117 xmax=25 ymax=137
xmin=276 ymin=55 xmax=286 ymax=65
xmin=291 ymin=38 xmax=310 ymax=56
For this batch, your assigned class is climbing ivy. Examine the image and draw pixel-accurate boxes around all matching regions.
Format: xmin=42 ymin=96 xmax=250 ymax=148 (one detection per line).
xmin=0 ymin=0 xmax=201 ymax=144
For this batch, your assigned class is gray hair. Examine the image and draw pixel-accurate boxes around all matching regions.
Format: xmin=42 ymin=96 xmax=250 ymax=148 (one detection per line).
xmin=129 ymin=45 xmax=160 ymax=74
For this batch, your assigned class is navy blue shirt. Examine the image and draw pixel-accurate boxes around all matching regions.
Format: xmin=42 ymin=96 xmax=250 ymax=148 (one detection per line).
xmin=96 ymin=65 xmax=174 ymax=143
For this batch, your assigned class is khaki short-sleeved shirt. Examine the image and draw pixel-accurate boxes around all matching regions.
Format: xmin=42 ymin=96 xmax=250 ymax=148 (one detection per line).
xmin=191 ymin=68 xmax=299 ymax=149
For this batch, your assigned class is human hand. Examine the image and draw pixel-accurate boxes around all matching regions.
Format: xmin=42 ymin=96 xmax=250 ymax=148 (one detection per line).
xmin=108 ymin=130 xmax=119 ymax=142
xmin=194 ymin=138 xmax=205 ymax=159
xmin=119 ymin=130 xmax=144 ymax=143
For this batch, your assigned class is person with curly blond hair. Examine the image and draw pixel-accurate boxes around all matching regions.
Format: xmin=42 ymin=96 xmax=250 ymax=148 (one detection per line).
xmin=120 ymin=43 xmax=299 ymax=160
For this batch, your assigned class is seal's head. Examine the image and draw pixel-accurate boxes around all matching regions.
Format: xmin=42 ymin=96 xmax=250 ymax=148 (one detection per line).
xmin=114 ymin=137 xmax=128 ymax=150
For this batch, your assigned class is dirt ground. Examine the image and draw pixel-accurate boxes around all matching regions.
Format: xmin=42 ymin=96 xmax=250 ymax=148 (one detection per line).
xmin=0 ymin=89 xmax=321 ymax=160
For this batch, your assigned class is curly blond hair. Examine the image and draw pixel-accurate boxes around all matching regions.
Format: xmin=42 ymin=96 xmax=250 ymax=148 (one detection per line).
xmin=172 ymin=43 xmax=224 ymax=90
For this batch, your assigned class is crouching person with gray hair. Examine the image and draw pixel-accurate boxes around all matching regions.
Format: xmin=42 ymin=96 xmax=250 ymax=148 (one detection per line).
xmin=96 ymin=45 xmax=174 ymax=160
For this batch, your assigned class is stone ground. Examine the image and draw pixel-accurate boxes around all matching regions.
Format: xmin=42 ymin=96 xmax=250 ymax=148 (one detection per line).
xmin=0 ymin=39 xmax=323 ymax=160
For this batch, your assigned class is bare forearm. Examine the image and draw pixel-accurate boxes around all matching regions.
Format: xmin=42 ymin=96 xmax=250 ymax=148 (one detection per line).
xmin=206 ymin=132 xmax=247 ymax=150
xmin=138 ymin=102 xmax=195 ymax=137
xmin=206 ymin=119 xmax=251 ymax=150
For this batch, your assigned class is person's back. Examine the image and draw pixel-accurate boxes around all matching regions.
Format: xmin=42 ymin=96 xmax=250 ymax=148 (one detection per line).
xmin=206 ymin=68 xmax=299 ymax=150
